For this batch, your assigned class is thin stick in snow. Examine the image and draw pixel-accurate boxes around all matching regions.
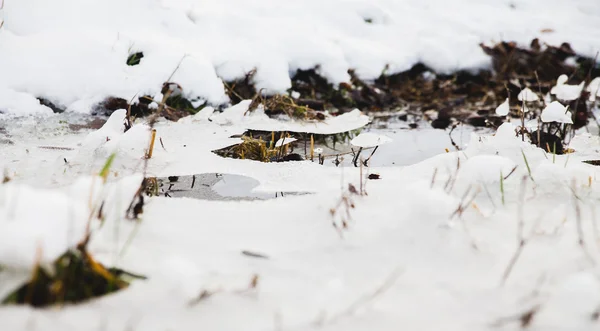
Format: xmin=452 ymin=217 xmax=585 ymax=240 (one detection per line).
xmin=449 ymin=185 xmax=478 ymax=220
xmin=317 ymin=268 xmax=404 ymax=326
xmin=430 ymin=168 xmax=438 ymax=188
xmin=571 ymin=182 xmax=596 ymax=265
xmin=500 ymin=176 xmax=528 ymax=286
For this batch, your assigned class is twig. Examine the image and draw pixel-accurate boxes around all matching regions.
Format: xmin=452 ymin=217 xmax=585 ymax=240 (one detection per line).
xmin=500 ymin=176 xmax=528 ymax=286
xmin=534 ymin=71 xmax=546 ymax=108
xmin=430 ymin=168 xmax=438 ymax=188
xmin=318 ymin=268 xmax=403 ymax=326
xmin=145 ymin=129 xmax=157 ymax=159
xmin=492 ymin=304 xmax=541 ymax=328
xmin=571 ymin=182 xmax=597 ymax=265
xmin=449 ymin=185 xmax=479 ymax=219
xmin=448 ymin=123 xmax=461 ymax=151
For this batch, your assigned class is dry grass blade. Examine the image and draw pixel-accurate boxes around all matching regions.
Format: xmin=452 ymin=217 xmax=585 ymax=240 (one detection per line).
xmin=500 ymin=176 xmax=528 ymax=286
xmin=570 ymin=181 xmax=597 ymax=265
xmin=492 ymin=305 xmax=541 ymax=329
xmin=216 ymin=136 xmax=278 ymax=162
xmin=145 ymin=129 xmax=157 ymax=159
xmin=318 ymin=268 xmax=404 ymax=326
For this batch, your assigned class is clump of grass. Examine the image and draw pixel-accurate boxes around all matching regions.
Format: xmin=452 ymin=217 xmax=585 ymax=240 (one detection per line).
xmin=216 ymin=136 xmax=278 ymax=162
xmin=249 ymin=93 xmax=327 ymax=121
xmin=2 ymin=245 xmax=145 ymax=308
xmin=126 ymin=52 xmax=144 ymax=66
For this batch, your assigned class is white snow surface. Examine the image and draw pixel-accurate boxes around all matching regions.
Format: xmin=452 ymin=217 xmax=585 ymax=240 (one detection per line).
xmin=1 ymin=0 xmax=600 ymax=115
xmin=588 ymin=77 xmax=600 ymax=101
xmin=2 ymin=112 xmax=600 ymax=330
xmin=2 ymin=1 xmax=600 ymax=330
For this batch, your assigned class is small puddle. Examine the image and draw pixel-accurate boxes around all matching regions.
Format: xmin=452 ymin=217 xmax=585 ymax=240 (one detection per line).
xmin=212 ymin=120 xmax=489 ymax=168
xmin=156 ymin=174 xmax=306 ymax=201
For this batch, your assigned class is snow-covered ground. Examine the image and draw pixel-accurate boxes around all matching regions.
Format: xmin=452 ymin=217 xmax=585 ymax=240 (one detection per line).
xmin=2 ymin=1 xmax=600 ymax=330
xmin=2 ymin=104 xmax=600 ymax=330
xmin=1 ymin=0 xmax=600 ymax=114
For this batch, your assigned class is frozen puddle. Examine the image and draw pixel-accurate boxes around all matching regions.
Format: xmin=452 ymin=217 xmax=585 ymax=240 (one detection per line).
xmin=156 ymin=173 xmax=307 ymax=200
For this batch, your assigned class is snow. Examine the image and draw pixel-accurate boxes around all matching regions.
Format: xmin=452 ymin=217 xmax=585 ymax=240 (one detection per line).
xmin=541 ymin=101 xmax=573 ymax=124
xmin=211 ymin=101 xmax=370 ymax=134
xmin=588 ymin=77 xmax=600 ymax=101
xmin=551 ymin=74 xmax=584 ymax=101
xmin=2 ymin=0 xmax=600 ymax=330
xmin=495 ymin=98 xmax=509 ymax=116
xmin=3 ymin=116 xmax=600 ymax=330
xmin=274 ymin=137 xmax=298 ymax=147
xmin=350 ymin=132 xmax=393 ymax=148
xmin=517 ymin=87 xmax=539 ymax=102
xmin=0 ymin=0 xmax=599 ymax=115
xmin=0 ymin=174 xmax=141 ymax=269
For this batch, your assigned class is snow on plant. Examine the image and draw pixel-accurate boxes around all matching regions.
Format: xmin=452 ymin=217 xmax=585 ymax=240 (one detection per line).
xmin=495 ymin=98 xmax=509 ymax=116
xmin=349 ymin=132 xmax=392 ymax=167
xmin=274 ymin=137 xmax=297 ymax=147
xmin=550 ymin=74 xmax=584 ymax=101
xmin=517 ymin=87 xmax=539 ymax=102
xmin=541 ymin=101 xmax=573 ymax=124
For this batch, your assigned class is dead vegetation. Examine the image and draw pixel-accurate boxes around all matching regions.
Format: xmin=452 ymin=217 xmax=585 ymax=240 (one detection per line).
xmin=1 ymin=153 xmax=148 ymax=308
xmin=92 ymin=82 xmax=207 ymax=122
xmin=214 ymin=135 xmax=279 ymax=162
xmin=1 ymin=244 xmax=145 ymax=308
xmin=233 ymin=39 xmax=599 ymax=132
xmin=87 ymin=39 xmax=599 ymax=141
